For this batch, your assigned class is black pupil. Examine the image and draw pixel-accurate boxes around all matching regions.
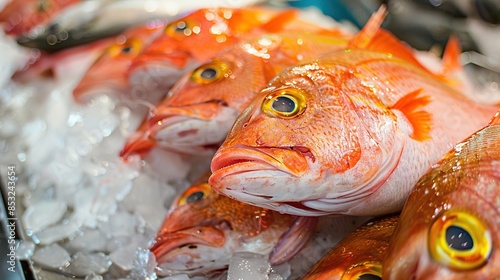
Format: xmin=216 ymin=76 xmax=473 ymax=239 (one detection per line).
xmin=200 ymin=68 xmax=217 ymax=80
xmin=358 ymin=274 xmax=381 ymax=280
xmin=186 ymin=191 xmax=204 ymax=203
xmin=122 ymin=46 xmax=132 ymax=53
xmin=272 ymin=96 xmax=296 ymax=113
xmin=446 ymin=225 xmax=474 ymax=250
xmin=175 ymin=22 xmax=187 ymax=32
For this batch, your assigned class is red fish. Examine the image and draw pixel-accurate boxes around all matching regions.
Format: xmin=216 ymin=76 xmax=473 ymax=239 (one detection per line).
xmin=0 ymin=0 xmax=81 ymax=35
xmin=120 ymin=30 xmax=351 ymax=158
xmin=72 ymin=22 xmax=165 ymax=104
xmin=208 ymin=7 xmax=499 ymax=217
xmin=127 ymin=7 xmax=346 ymax=95
xmin=150 ymin=173 xmax=317 ymax=276
xmin=383 ymin=111 xmax=500 ymax=279
xmin=301 ymin=215 xmax=398 ymax=280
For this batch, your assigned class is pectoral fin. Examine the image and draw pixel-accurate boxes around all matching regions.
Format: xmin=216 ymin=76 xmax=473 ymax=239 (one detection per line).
xmin=269 ymin=216 xmax=318 ymax=265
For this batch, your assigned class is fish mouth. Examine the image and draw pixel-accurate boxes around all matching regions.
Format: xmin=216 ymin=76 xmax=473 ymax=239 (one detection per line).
xmin=211 ymin=145 xmax=310 ymax=179
xmin=150 ymin=221 xmax=229 ymax=266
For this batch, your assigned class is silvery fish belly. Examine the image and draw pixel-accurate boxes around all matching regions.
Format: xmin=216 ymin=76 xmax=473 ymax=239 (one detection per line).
xmin=383 ymin=112 xmax=500 ymax=279
xmin=208 ymin=9 xmax=499 ymax=217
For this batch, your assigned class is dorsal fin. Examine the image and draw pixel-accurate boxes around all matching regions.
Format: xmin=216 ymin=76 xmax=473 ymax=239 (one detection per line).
xmin=391 ymin=89 xmax=432 ymax=141
xmin=348 ymin=5 xmax=387 ymax=49
xmin=436 ymin=35 xmax=465 ymax=89
xmin=488 ymin=110 xmax=500 ymax=125
xmin=441 ymin=35 xmax=462 ymax=76
xmin=348 ymin=6 xmax=430 ymax=72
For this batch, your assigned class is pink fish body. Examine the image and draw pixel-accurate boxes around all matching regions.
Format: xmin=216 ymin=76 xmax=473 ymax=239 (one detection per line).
xmin=150 ymin=175 xmax=317 ymax=276
xmin=208 ymin=8 xmax=499 ymax=217
xmin=383 ymin=112 xmax=500 ymax=279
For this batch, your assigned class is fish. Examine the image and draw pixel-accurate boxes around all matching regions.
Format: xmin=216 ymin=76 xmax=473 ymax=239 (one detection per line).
xmin=301 ymin=215 xmax=398 ymax=280
xmin=120 ymin=29 xmax=352 ymax=158
xmin=71 ymin=22 xmax=165 ymax=104
xmin=127 ymin=6 xmax=350 ymax=94
xmin=382 ymin=111 xmax=500 ymax=279
xmin=0 ymin=0 xmax=81 ymax=35
xmin=15 ymin=0 xmax=266 ymax=52
xmin=208 ymin=7 xmax=500 ymax=217
xmin=73 ymin=7 xmax=300 ymax=105
xmin=150 ymin=173 xmax=318 ymax=276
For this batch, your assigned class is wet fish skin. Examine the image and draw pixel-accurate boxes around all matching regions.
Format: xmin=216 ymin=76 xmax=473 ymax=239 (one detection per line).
xmin=301 ymin=215 xmax=398 ymax=280
xmin=120 ymin=29 xmax=351 ymax=158
xmin=150 ymin=174 xmax=318 ymax=276
xmin=15 ymin=0 xmax=266 ymax=52
xmin=383 ymin=112 xmax=500 ymax=279
xmin=208 ymin=7 xmax=499 ymax=217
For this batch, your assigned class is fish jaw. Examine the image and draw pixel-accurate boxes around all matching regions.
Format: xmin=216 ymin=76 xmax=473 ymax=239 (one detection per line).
xmin=209 ymin=145 xmax=316 ymax=215
xmin=128 ymin=55 xmax=198 ymax=94
xmin=143 ymin=104 xmax=240 ymax=155
xmin=151 ymin=225 xmax=227 ymax=276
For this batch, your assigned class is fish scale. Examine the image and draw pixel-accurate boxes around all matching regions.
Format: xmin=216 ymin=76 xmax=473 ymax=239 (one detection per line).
xmin=209 ymin=8 xmax=500 ymax=217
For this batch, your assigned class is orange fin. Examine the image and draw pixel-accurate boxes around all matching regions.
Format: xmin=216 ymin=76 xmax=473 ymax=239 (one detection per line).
xmin=348 ymin=5 xmax=429 ymax=72
xmin=488 ymin=110 xmax=500 ymax=125
xmin=258 ymin=9 xmax=300 ymax=33
xmin=441 ymin=35 xmax=463 ymax=76
xmin=436 ymin=35 xmax=464 ymax=88
xmin=348 ymin=5 xmax=387 ymax=49
xmin=391 ymin=89 xmax=433 ymax=141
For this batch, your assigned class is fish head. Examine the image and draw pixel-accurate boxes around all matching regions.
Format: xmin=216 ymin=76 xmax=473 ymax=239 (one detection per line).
xmin=72 ymin=24 xmax=162 ymax=103
xmin=210 ymin=58 xmax=405 ymax=216
xmin=122 ymin=41 xmax=277 ymax=157
xmin=384 ymin=122 xmax=500 ymax=279
xmin=127 ymin=8 xmax=257 ymax=93
xmin=151 ymin=181 xmax=294 ymax=276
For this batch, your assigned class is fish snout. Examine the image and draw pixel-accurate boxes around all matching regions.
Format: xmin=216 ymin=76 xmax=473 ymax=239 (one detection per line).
xmin=119 ymin=134 xmax=156 ymax=160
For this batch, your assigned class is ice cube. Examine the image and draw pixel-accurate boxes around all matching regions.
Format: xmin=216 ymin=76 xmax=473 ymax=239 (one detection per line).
xmin=31 ymin=243 xmax=71 ymax=269
xmin=129 ymin=248 xmax=157 ymax=280
xmin=35 ymin=219 xmax=81 ymax=245
xmin=85 ymin=273 xmax=104 ymax=280
xmin=16 ymin=240 xmax=35 ymax=260
xmin=99 ymin=211 xmax=136 ymax=238
xmin=22 ymin=200 xmax=67 ymax=233
xmin=227 ymin=252 xmax=272 ymax=280
xmin=61 ymin=252 xmax=112 ymax=277
xmin=109 ymin=243 xmax=139 ymax=271
xmin=66 ymin=229 xmax=108 ymax=254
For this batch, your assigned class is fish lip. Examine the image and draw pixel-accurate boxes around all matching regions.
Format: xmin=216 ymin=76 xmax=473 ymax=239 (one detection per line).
xmin=150 ymin=221 xmax=228 ymax=265
xmin=210 ymin=145 xmax=302 ymax=180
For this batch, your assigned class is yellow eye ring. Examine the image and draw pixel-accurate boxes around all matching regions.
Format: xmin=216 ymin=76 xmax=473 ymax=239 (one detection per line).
xmin=428 ymin=210 xmax=492 ymax=270
xmin=341 ymin=262 xmax=382 ymax=280
xmin=190 ymin=60 xmax=229 ymax=85
xmin=108 ymin=38 xmax=142 ymax=57
xmin=165 ymin=19 xmax=198 ymax=38
xmin=178 ymin=183 xmax=212 ymax=206
xmin=261 ymin=88 xmax=307 ymax=119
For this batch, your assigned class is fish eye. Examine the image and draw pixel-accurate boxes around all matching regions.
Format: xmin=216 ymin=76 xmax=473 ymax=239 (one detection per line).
xmin=178 ymin=183 xmax=212 ymax=206
xmin=428 ymin=210 xmax=492 ymax=270
xmin=341 ymin=262 xmax=382 ymax=280
xmin=190 ymin=61 xmax=229 ymax=84
xmin=261 ymin=88 xmax=307 ymax=119
xmin=165 ymin=20 xmax=198 ymax=37
xmin=108 ymin=38 xmax=142 ymax=57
